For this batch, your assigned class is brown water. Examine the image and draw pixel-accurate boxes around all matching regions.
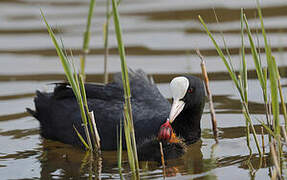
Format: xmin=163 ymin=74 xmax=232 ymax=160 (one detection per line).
xmin=1 ymin=0 xmax=287 ymax=179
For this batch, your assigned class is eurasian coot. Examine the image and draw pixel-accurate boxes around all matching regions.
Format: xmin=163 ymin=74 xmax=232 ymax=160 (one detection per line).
xmin=27 ymin=70 xmax=205 ymax=160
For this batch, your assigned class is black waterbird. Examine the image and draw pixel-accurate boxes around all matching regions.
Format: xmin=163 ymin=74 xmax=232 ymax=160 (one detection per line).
xmin=27 ymin=70 xmax=205 ymax=161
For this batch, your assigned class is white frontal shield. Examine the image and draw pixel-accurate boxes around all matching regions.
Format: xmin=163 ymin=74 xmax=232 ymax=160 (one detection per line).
xmin=168 ymin=77 xmax=189 ymax=123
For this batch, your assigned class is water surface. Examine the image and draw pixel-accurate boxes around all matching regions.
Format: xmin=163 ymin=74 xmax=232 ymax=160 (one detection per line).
xmin=0 ymin=0 xmax=287 ymax=179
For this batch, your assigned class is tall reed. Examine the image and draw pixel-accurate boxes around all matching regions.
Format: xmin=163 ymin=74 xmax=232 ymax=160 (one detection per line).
xmin=103 ymin=0 xmax=111 ymax=84
xmin=80 ymin=0 xmax=96 ymax=80
xmin=200 ymin=2 xmax=287 ymax=178
xmin=41 ymin=11 xmax=100 ymax=152
xmin=111 ymin=0 xmax=140 ymax=177
xmin=198 ymin=13 xmax=262 ymax=155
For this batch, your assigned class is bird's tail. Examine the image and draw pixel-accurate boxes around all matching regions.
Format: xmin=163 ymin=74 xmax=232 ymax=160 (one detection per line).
xmin=26 ymin=107 xmax=37 ymax=118
xmin=26 ymin=90 xmax=50 ymax=120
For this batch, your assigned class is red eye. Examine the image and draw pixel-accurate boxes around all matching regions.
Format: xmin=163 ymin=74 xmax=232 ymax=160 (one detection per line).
xmin=188 ymin=88 xmax=193 ymax=93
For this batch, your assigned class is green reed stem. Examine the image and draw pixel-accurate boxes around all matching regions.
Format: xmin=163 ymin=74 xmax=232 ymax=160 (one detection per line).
xmin=41 ymin=10 xmax=99 ymax=152
xmin=199 ymin=14 xmax=262 ymax=156
xmin=242 ymin=102 xmax=262 ymax=155
xmin=103 ymin=0 xmax=111 ymax=84
xmin=268 ymin=56 xmax=280 ymax=135
xmin=256 ymin=2 xmax=273 ymax=129
xmin=112 ymin=0 xmax=140 ymax=176
xmin=79 ymin=75 xmax=101 ymax=150
xmin=123 ymin=106 xmax=137 ymax=177
xmin=243 ymin=15 xmax=266 ymax=96
xmin=80 ymin=0 xmax=96 ymax=80
xmin=240 ymin=9 xmax=248 ymax=103
xmin=78 ymin=75 xmax=95 ymax=149
xmin=276 ymin=68 xmax=287 ymax=129
xmin=239 ymin=9 xmax=251 ymax=152
xmin=75 ymin=66 xmax=93 ymax=151
xmin=74 ymin=125 xmax=90 ymax=149
xmin=198 ymin=16 xmax=243 ymax=100
xmin=117 ymin=119 xmax=123 ymax=173
xmin=256 ymin=1 xmax=281 ymax=138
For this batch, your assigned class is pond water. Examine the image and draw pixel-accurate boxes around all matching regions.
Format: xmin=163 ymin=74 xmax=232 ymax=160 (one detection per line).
xmin=1 ymin=0 xmax=287 ymax=179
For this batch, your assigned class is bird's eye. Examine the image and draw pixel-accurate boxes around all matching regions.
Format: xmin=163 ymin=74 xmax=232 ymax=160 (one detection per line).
xmin=188 ymin=88 xmax=193 ymax=93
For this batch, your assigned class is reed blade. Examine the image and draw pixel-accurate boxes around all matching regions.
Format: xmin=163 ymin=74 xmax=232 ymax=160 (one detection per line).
xmin=240 ymin=9 xmax=248 ymax=103
xmin=268 ymin=56 xmax=280 ymax=135
xmin=199 ymin=14 xmax=262 ymax=155
xmin=123 ymin=109 xmax=136 ymax=172
xmin=198 ymin=15 xmax=243 ymax=101
xmin=117 ymin=119 xmax=123 ymax=172
xmin=74 ymin=125 xmax=90 ymax=150
xmin=256 ymin=1 xmax=281 ymax=136
xmin=243 ymin=14 xmax=266 ymax=95
xmin=112 ymin=0 xmax=139 ymax=176
xmin=41 ymin=10 xmax=98 ymax=151
xmin=41 ymin=10 xmax=80 ymax=100
xmin=103 ymin=0 xmax=111 ymax=84
xmin=80 ymin=0 xmax=96 ymax=78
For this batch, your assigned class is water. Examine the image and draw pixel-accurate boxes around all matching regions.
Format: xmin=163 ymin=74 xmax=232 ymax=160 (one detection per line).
xmin=0 ymin=0 xmax=287 ymax=179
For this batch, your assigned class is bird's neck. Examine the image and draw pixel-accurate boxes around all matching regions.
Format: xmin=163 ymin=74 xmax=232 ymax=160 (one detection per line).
xmin=172 ymin=104 xmax=203 ymax=144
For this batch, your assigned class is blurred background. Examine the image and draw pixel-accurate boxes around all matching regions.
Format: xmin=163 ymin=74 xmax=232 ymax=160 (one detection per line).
xmin=0 ymin=0 xmax=287 ymax=179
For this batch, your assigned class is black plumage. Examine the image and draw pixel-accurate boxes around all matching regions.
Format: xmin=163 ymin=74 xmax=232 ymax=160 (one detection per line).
xmin=171 ymin=76 xmax=205 ymax=144
xmin=27 ymin=70 xmax=205 ymax=161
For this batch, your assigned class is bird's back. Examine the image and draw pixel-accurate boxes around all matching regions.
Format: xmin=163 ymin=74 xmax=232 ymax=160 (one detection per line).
xmin=29 ymin=70 xmax=170 ymax=150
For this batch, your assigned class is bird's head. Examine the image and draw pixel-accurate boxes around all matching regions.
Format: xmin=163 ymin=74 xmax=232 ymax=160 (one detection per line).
xmin=158 ymin=76 xmax=205 ymax=142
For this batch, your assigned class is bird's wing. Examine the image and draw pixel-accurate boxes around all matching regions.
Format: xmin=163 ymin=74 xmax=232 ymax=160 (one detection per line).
xmin=53 ymin=69 xmax=168 ymax=105
xmin=113 ymin=69 xmax=167 ymax=103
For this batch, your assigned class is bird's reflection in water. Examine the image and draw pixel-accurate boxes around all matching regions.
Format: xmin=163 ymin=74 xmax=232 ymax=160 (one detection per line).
xmin=164 ymin=140 xmax=204 ymax=177
xmin=138 ymin=140 xmax=204 ymax=178
xmin=38 ymin=139 xmax=104 ymax=179
xmin=38 ymin=139 xmax=206 ymax=179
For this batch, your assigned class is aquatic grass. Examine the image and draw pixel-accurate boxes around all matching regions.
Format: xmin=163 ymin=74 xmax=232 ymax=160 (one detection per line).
xmin=240 ymin=9 xmax=248 ymax=104
xmin=198 ymin=15 xmax=262 ymax=155
xmin=74 ymin=125 xmax=90 ymax=149
xmin=103 ymin=0 xmax=110 ymax=84
xmin=201 ymin=3 xmax=287 ymax=178
xmin=200 ymin=4 xmax=287 ymax=159
xmin=198 ymin=16 xmax=242 ymax=99
xmin=111 ymin=0 xmax=140 ymax=177
xmin=255 ymin=1 xmax=276 ymax=134
xmin=239 ymin=9 xmax=252 ymax=149
xmin=117 ymin=119 xmax=123 ymax=175
xmin=103 ymin=0 xmax=121 ymax=84
xmin=255 ymin=4 xmax=284 ymax=167
xmin=277 ymin=68 xmax=287 ymax=129
xmin=213 ymin=9 xmax=250 ymax=147
xmin=80 ymin=0 xmax=96 ymax=80
xmin=123 ymin=108 xmax=137 ymax=174
xmin=212 ymin=9 xmax=251 ymax=147
xmin=243 ymin=14 xmax=272 ymax=132
xmin=41 ymin=10 xmax=100 ymax=152
xmin=266 ymin=55 xmax=279 ymax=135
xmin=243 ymin=15 xmax=266 ymax=95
